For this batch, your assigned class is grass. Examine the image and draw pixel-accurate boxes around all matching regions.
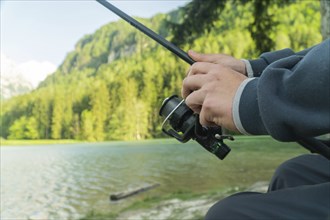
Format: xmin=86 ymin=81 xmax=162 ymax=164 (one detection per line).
xmin=80 ymin=211 xmax=118 ymax=220
xmin=80 ymin=187 xmax=250 ymax=220
xmin=81 ymin=190 xmax=213 ymax=220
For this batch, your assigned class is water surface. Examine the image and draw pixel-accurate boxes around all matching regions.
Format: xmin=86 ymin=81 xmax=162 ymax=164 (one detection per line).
xmin=1 ymin=138 xmax=305 ymax=219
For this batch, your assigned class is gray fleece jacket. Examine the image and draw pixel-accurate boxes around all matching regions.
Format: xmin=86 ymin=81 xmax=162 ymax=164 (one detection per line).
xmin=233 ymin=39 xmax=330 ymax=142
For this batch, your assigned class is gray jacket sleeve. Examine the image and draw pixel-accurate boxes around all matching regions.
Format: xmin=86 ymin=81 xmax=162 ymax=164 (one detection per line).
xmin=233 ymin=39 xmax=330 ymax=141
xmin=248 ymin=46 xmax=316 ymax=77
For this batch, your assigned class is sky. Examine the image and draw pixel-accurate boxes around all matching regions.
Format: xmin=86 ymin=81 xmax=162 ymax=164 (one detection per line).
xmin=1 ymin=0 xmax=189 ymax=88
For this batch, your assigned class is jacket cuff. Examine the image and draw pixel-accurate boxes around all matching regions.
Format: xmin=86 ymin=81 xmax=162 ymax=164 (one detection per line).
xmin=248 ymin=58 xmax=268 ymax=77
xmin=241 ymin=59 xmax=254 ymax=78
xmin=233 ymin=78 xmax=267 ymax=135
xmin=249 ymin=48 xmax=295 ymax=77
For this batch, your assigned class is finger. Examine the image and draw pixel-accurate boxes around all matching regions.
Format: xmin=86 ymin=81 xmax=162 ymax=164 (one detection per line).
xmin=187 ymin=62 xmax=217 ymax=76
xmin=185 ymin=90 xmax=206 ymax=113
xmin=181 ymin=74 xmax=209 ymax=98
xmin=199 ymin=106 xmax=217 ymax=127
xmin=185 ymin=67 xmax=190 ymax=77
xmin=188 ymin=50 xmax=220 ymax=63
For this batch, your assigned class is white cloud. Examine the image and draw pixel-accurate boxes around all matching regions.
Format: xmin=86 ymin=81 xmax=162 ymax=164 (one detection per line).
xmin=16 ymin=60 xmax=57 ymax=88
xmin=1 ymin=53 xmax=57 ymax=88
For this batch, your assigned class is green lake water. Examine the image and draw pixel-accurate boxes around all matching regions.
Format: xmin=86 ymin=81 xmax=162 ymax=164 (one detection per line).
xmin=0 ymin=137 xmax=306 ymax=219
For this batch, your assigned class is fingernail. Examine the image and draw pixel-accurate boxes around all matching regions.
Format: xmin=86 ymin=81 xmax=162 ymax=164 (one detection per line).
xmin=188 ymin=50 xmax=196 ymax=55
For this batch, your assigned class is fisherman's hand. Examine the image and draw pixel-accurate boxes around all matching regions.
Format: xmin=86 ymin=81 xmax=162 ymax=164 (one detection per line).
xmin=188 ymin=50 xmax=247 ymax=76
xmin=182 ymin=62 xmax=247 ymax=132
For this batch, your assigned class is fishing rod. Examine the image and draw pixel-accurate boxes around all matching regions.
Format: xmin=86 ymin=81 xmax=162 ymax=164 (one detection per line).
xmin=95 ymin=0 xmax=330 ymax=160
xmin=96 ymin=0 xmax=232 ymax=160
xmin=96 ymin=0 xmax=195 ymax=65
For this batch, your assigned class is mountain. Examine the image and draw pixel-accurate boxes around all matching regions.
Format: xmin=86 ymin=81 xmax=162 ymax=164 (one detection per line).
xmin=0 ymin=1 xmax=322 ymax=141
xmin=1 ymin=54 xmax=32 ymax=100
xmin=1 ymin=74 xmax=33 ymax=100
xmin=1 ymin=54 xmax=57 ymax=100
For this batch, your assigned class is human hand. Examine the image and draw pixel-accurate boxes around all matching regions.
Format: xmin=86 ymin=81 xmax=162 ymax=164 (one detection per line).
xmin=188 ymin=50 xmax=247 ymax=76
xmin=182 ymin=62 xmax=247 ymax=131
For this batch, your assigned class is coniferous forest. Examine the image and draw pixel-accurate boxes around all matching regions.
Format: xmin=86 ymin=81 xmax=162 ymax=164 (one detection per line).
xmin=1 ymin=1 xmax=323 ymax=141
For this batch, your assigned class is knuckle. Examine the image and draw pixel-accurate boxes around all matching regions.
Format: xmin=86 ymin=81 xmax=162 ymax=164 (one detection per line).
xmin=202 ymin=98 xmax=215 ymax=112
xmin=185 ymin=94 xmax=192 ymax=106
xmin=203 ymin=81 xmax=217 ymax=92
xmin=199 ymin=116 xmax=207 ymax=126
xmin=208 ymin=65 xmax=222 ymax=77
xmin=218 ymin=62 xmax=226 ymax=68
xmin=182 ymin=77 xmax=190 ymax=88
xmin=199 ymin=110 xmax=213 ymax=126
xmin=190 ymin=62 xmax=199 ymax=70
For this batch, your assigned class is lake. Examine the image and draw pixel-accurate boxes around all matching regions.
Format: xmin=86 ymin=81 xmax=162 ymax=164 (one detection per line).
xmin=0 ymin=137 xmax=306 ymax=219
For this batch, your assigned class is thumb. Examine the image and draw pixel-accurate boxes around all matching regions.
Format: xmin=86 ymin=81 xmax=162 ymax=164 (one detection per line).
xmin=188 ymin=50 xmax=218 ymax=63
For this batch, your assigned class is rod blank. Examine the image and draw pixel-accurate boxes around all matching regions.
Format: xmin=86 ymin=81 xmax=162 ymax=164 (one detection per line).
xmin=96 ymin=0 xmax=195 ymax=65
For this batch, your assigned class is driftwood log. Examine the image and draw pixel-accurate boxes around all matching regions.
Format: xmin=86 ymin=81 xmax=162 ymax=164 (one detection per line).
xmin=110 ymin=183 xmax=160 ymax=201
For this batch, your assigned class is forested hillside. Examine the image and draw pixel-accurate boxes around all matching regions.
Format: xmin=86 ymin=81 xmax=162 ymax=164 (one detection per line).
xmin=1 ymin=1 xmax=322 ymax=141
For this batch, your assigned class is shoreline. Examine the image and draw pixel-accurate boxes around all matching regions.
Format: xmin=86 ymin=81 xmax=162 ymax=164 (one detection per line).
xmin=0 ymin=139 xmax=84 ymax=146
xmin=0 ymin=136 xmax=273 ymax=147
